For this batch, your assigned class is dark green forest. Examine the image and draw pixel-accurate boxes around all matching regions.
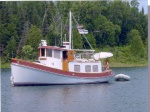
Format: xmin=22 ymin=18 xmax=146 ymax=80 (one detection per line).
xmin=0 ymin=0 xmax=148 ymax=67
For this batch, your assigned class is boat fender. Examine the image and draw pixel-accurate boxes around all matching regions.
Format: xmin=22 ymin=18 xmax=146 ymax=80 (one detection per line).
xmin=10 ymin=76 xmax=14 ymax=86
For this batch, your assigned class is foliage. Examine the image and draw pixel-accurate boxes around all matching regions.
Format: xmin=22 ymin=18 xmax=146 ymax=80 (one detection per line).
xmin=86 ymin=33 xmax=96 ymax=49
xmin=72 ymin=29 xmax=82 ymax=49
xmin=127 ymin=29 xmax=145 ymax=61
xmin=94 ymin=15 xmax=117 ymax=47
xmin=22 ymin=45 xmax=33 ymax=60
xmin=25 ymin=25 xmax=42 ymax=52
xmin=3 ymin=37 xmax=17 ymax=62
xmin=101 ymin=45 xmax=147 ymax=65
xmin=145 ymin=38 xmax=148 ymax=59
xmin=0 ymin=1 xmax=148 ymax=65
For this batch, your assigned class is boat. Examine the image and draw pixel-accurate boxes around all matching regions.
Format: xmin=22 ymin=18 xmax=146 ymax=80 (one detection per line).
xmin=114 ymin=74 xmax=131 ymax=81
xmin=11 ymin=11 xmax=114 ymax=86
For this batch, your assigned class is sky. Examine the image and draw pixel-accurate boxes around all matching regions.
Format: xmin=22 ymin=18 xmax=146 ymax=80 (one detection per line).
xmin=138 ymin=0 xmax=148 ymax=14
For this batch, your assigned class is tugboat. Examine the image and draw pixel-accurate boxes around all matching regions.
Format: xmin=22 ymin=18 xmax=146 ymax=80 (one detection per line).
xmin=11 ymin=11 xmax=113 ymax=86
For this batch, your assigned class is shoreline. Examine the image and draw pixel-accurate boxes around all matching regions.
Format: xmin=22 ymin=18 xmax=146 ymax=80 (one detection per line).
xmin=1 ymin=61 xmax=148 ymax=68
xmin=1 ymin=63 xmax=11 ymax=68
xmin=109 ymin=61 xmax=148 ymax=68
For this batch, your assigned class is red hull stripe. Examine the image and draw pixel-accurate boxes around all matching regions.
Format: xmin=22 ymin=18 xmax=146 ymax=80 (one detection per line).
xmin=11 ymin=58 xmax=112 ymax=78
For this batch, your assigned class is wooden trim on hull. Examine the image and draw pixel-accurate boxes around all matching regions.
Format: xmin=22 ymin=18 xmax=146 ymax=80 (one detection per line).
xmin=11 ymin=58 xmax=113 ymax=78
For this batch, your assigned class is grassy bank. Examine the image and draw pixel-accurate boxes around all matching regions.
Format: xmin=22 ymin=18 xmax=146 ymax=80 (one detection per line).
xmin=1 ymin=62 xmax=10 ymax=68
xmin=109 ymin=60 xmax=148 ymax=68
xmin=99 ymin=45 xmax=148 ymax=67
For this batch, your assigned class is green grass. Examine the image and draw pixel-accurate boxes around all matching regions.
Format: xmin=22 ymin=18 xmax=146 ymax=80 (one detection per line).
xmin=1 ymin=62 xmax=10 ymax=68
xmin=96 ymin=45 xmax=148 ymax=67
xmin=109 ymin=60 xmax=148 ymax=67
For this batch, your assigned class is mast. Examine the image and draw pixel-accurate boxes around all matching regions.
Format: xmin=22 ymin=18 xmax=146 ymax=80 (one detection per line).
xmin=61 ymin=21 xmax=62 ymax=46
xmin=69 ymin=11 xmax=72 ymax=49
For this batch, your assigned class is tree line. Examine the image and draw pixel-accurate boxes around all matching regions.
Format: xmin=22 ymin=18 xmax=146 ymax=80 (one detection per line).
xmin=0 ymin=0 xmax=148 ymax=63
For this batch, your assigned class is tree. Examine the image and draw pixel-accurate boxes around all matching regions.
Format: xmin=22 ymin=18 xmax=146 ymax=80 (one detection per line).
xmin=145 ymin=38 xmax=148 ymax=59
xmin=106 ymin=1 xmax=131 ymax=45
xmin=141 ymin=7 xmax=144 ymax=14
xmin=94 ymin=15 xmax=116 ymax=47
xmin=72 ymin=29 xmax=82 ymax=49
xmin=128 ymin=29 xmax=144 ymax=60
xmin=131 ymin=0 xmax=139 ymax=7
xmin=45 ymin=21 xmax=60 ymax=46
xmin=86 ymin=33 xmax=96 ymax=49
xmin=0 ymin=1 xmax=148 ymax=64
xmin=114 ymin=24 xmax=121 ymax=46
xmin=3 ymin=37 xmax=17 ymax=61
xmin=22 ymin=45 xmax=33 ymax=60
xmin=25 ymin=25 xmax=42 ymax=52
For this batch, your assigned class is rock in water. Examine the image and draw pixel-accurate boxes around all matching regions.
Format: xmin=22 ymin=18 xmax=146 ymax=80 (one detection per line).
xmin=114 ymin=74 xmax=131 ymax=81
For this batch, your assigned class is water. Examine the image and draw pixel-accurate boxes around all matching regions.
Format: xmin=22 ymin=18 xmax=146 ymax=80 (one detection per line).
xmin=1 ymin=67 xmax=148 ymax=112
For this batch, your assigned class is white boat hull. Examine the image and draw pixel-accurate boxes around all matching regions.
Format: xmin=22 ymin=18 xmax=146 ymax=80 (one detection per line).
xmin=11 ymin=63 xmax=113 ymax=86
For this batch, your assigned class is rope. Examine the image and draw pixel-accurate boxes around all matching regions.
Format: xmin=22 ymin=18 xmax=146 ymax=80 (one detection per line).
xmin=72 ymin=13 xmax=93 ymax=50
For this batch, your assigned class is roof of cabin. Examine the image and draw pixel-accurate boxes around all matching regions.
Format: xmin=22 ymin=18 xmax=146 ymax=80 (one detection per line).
xmin=38 ymin=46 xmax=69 ymax=51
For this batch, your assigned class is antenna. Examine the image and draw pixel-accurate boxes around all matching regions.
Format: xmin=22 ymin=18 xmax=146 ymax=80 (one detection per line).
xmin=65 ymin=34 xmax=66 ymax=42
xmin=69 ymin=11 xmax=72 ymax=50
xmin=72 ymin=32 xmax=73 ymax=49
xmin=61 ymin=21 xmax=62 ymax=46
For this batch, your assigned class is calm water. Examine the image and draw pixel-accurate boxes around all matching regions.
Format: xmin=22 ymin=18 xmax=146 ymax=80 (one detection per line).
xmin=1 ymin=67 xmax=148 ymax=112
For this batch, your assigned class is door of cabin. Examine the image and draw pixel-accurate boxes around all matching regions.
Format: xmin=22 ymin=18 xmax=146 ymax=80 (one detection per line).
xmin=62 ymin=51 xmax=68 ymax=71
xmin=62 ymin=60 xmax=68 ymax=71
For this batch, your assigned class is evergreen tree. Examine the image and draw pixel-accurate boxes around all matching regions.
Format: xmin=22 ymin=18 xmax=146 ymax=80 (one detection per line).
xmin=86 ymin=33 xmax=96 ymax=49
xmin=128 ymin=29 xmax=144 ymax=60
xmin=72 ymin=29 xmax=82 ymax=49
xmin=22 ymin=45 xmax=33 ymax=60
xmin=94 ymin=15 xmax=117 ymax=47
xmin=131 ymin=0 xmax=139 ymax=7
xmin=3 ymin=37 xmax=17 ymax=60
xmin=25 ymin=25 xmax=42 ymax=52
xmin=0 ymin=1 xmax=148 ymax=64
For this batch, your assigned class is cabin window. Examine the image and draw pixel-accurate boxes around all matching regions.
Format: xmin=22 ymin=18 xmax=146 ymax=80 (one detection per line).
xmin=63 ymin=51 xmax=68 ymax=60
xmin=74 ymin=65 xmax=80 ymax=72
xmin=85 ymin=65 xmax=91 ymax=72
xmin=54 ymin=50 xmax=60 ymax=59
xmin=46 ymin=49 xmax=52 ymax=57
xmin=93 ymin=65 xmax=98 ymax=72
xmin=41 ymin=48 xmax=45 ymax=56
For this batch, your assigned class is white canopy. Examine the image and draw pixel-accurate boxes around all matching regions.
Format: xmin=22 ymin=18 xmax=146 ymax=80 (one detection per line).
xmin=78 ymin=29 xmax=88 ymax=34
xmin=93 ymin=52 xmax=113 ymax=60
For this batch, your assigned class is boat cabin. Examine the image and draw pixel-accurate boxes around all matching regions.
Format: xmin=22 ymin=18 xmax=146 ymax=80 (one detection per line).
xmin=37 ymin=40 xmax=103 ymax=73
xmin=38 ymin=45 xmax=74 ymax=69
